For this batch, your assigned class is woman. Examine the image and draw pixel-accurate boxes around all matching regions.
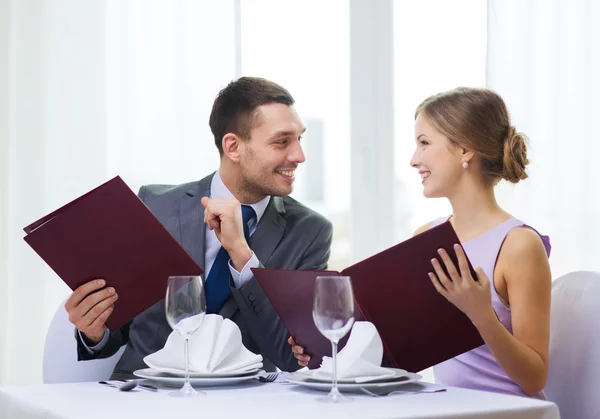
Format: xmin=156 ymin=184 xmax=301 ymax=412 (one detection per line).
xmin=290 ymin=87 xmax=552 ymax=399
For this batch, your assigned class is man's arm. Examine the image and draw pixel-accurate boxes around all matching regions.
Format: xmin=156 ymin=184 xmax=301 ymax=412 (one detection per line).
xmin=229 ymin=219 xmax=333 ymax=372
xmin=75 ymin=321 xmax=131 ymax=360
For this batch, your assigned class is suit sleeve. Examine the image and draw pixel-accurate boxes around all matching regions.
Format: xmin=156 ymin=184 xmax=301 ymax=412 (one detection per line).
xmin=76 ymin=322 xmax=131 ymax=360
xmin=75 ymin=185 xmax=150 ymax=361
xmin=228 ymin=219 xmax=333 ymax=372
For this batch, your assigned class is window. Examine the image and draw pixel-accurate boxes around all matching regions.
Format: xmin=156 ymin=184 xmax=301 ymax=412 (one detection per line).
xmin=241 ymin=0 xmax=351 ymax=269
xmin=393 ymin=0 xmax=487 ymax=239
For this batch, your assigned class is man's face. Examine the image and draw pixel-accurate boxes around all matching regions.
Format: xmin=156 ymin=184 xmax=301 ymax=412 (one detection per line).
xmin=237 ymin=103 xmax=306 ymax=198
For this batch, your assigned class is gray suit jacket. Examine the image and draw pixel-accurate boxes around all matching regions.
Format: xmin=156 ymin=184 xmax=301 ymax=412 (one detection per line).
xmin=76 ymin=172 xmax=333 ymax=378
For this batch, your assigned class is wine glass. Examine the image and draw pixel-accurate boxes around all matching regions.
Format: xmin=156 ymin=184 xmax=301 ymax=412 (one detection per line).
xmin=312 ymin=275 xmax=355 ymax=403
xmin=165 ymin=275 xmax=206 ymax=397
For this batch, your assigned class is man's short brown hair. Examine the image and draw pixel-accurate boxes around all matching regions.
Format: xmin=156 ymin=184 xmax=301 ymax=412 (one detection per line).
xmin=209 ymin=77 xmax=295 ymax=157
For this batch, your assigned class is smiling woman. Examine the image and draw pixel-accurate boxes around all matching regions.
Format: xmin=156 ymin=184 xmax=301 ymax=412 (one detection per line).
xmin=410 ymin=87 xmax=552 ymax=399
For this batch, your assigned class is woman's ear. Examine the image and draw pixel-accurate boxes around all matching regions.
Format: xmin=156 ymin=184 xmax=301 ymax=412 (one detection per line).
xmin=222 ymin=133 xmax=241 ymax=163
xmin=462 ymin=148 xmax=475 ymax=164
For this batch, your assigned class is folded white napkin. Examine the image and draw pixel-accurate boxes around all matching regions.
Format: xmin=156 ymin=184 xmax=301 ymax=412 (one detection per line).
xmin=303 ymin=321 xmax=398 ymax=383
xmin=144 ymin=313 xmax=263 ymax=374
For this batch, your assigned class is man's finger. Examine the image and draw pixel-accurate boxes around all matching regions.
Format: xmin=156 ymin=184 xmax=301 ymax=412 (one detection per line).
xmin=79 ymin=292 xmax=118 ymax=328
xmin=201 ymin=196 xmax=210 ymax=209
xmin=65 ymin=279 xmax=106 ymax=311
xmin=73 ymin=287 xmax=117 ymax=321
xmin=295 ymin=353 xmax=310 ymax=362
xmin=88 ymin=305 xmax=114 ymax=332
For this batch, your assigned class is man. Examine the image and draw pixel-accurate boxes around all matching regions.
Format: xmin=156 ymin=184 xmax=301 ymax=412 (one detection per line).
xmin=65 ymin=77 xmax=333 ymax=378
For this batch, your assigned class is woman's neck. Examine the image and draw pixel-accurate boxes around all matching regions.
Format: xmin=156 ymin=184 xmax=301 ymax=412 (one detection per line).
xmin=447 ymin=182 xmax=510 ymax=242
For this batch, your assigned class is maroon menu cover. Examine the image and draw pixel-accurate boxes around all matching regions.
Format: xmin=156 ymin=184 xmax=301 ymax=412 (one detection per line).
xmin=252 ymin=221 xmax=484 ymax=372
xmin=23 ymin=176 xmax=203 ymax=331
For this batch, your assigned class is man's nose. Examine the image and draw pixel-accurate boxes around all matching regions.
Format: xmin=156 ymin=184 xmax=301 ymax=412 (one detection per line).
xmin=289 ymin=140 xmax=306 ymax=164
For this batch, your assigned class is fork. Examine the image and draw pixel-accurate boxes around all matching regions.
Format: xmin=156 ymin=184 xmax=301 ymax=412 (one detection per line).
xmin=360 ymin=387 xmax=447 ymax=397
xmin=257 ymin=372 xmax=279 ymax=383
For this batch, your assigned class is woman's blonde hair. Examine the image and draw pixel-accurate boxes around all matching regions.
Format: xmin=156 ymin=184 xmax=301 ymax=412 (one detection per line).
xmin=416 ymin=87 xmax=529 ymax=185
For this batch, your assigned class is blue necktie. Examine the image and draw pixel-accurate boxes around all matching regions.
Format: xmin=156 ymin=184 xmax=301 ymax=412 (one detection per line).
xmin=205 ymin=205 xmax=256 ymax=314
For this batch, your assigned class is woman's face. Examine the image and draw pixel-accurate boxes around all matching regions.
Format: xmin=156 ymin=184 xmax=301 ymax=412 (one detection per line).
xmin=410 ymin=113 xmax=466 ymax=198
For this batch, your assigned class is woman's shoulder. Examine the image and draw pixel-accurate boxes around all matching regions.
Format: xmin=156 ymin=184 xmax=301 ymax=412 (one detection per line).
xmin=413 ymin=216 xmax=451 ymax=236
xmin=505 ymin=220 xmax=552 ymax=258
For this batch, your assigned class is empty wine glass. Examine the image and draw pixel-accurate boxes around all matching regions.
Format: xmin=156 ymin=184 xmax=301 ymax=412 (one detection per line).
xmin=165 ymin=275 xmax=206 ymax=397
xmin=312 ymin=275 xmax=355 ymax=402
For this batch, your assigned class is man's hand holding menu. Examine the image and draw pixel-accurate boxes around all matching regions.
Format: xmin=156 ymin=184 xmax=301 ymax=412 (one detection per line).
xmin=23 ymin=176 xmax=203 ymax=338
xmin=64 ymin=279 xmax=117 ymax=345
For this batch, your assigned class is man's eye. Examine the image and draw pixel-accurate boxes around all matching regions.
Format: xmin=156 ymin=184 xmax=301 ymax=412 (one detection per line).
xmin=298 ymin=135 xmax=303 ymax=142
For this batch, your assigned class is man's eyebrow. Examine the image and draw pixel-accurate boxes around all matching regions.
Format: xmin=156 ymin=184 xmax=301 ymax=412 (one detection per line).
xmin=269 ymin=128 xmax=306 ymax=140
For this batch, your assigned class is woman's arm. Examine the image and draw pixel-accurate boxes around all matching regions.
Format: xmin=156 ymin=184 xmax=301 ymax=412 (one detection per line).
xmin=476 ymin=227 xmax=551 ymax=395
xmin=430 ymin=227 xmax=551 ymax=395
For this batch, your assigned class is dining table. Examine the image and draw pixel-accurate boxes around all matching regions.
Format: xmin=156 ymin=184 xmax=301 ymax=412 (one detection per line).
xmin=0 ymin=378 xmax=560 ymax=419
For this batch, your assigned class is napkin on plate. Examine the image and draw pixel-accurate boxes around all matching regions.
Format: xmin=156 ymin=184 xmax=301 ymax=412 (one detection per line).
xmin=144 ymin=313 xmax=263 ymax=374
xmin=302 ymin=321 xmax=399 ymax=383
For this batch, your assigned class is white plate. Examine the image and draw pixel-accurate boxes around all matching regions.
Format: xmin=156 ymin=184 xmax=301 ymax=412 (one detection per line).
xmin=141 ymin=364 xmax=262 ymax=378
xmin=287 ymin=371 xmax=423 ymax=392
xmin=133 ymin=368 xmax=263 ymax=387
xmin=293 ymin=367 xmax=408 ymax=384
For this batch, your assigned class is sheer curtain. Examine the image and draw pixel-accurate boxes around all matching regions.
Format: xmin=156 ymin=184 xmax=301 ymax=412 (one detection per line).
xmin=1 ymin=0 xmax=235 ymax=385
xmin=487 ymin=0 xmax=600 ymax=278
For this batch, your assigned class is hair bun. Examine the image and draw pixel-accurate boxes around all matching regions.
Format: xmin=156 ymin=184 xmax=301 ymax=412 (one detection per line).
xmin=502 ymin=126 xmax=529 ymax=183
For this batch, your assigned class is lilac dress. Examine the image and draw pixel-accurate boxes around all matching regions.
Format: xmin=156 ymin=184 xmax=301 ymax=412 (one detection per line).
xmin=429 ymin=217 xmax=551 ymax=399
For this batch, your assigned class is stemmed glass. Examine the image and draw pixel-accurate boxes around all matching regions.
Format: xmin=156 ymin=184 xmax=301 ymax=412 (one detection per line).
xmin=165 ymin=275 xmax=206 ymax=397
xmin=312 ymin=275 xmax=355 ymax=403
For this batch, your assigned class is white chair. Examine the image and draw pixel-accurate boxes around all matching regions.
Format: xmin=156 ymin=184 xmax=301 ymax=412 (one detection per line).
xmin=43 ymin=299 xmax=125 ymax=383
xmin=544 ymin=271 xmax=600 ymax=419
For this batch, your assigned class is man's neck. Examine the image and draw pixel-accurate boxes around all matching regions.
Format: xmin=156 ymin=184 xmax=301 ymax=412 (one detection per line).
xmin=218 ymin=164 xmax=268 ymax=204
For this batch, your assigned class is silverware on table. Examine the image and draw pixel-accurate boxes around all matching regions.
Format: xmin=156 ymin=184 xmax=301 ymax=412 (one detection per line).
xmin=360 ymin=386 xmax=447 ymax=397
xmin=257 ymin=372 xmax=279 ymax=383
xmin=98 ymin=380 xmax=158 ymax=392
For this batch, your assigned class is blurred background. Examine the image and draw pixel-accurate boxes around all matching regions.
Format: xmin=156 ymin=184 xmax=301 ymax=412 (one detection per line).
xmin=2 ymin=0 xmax=599 ymax=385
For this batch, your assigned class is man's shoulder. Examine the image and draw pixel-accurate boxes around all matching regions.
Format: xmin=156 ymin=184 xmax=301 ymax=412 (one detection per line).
xmin=140 ymin=181 xmax=197 ymax=198
xmin=280 ymin=196 xmax=331 ymax=228
xmin=138 ymin=173 xmax=213 ymax=201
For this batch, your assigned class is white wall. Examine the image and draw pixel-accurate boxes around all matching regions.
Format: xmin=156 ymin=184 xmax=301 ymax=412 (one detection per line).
xmin=0 ymin=0 xmax=236 ymax=385
xmin=0 ymin=0 xmax=10 ymax=385
xmin=2 ymin=0 xmax=108 ymax=385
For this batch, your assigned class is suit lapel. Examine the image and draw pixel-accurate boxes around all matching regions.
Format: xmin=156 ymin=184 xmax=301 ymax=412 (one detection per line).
xmin=250 ymin=196 xmax=286 ymax=267
xmin=180 ymin=173 xmax=214 ymax=281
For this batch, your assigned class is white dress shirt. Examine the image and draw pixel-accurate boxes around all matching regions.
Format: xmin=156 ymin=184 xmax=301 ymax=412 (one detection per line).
xmin=82 ymin=171 xmax=270 ymax=353
xmin=207 ymin=170 xmax=270 ymax=288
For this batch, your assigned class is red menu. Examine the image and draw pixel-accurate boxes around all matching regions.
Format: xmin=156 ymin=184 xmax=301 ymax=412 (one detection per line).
xmin=252 ymin=221 xmax=483 ymax=372
xmin=23 ymin=176 xmax=203 ymax=330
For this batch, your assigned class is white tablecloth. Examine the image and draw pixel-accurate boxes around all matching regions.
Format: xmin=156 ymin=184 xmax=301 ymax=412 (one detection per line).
xmin=0 ymin=381 xmax=559 ymax=419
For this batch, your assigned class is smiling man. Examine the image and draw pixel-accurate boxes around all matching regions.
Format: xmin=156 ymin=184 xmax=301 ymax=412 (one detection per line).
xmin=65 ymin=77 xmax=333 ymax=378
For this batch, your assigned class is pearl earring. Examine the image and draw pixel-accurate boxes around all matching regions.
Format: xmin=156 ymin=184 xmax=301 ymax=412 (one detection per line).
xmin=462 ymin=161 xmax=469 ymax=169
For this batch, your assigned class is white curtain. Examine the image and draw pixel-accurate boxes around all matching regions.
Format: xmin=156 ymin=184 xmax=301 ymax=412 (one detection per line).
xmin=0 ymin=0 xmax=235 ymax=385
xmin=487 ymin=0 xmax=600 ymax=278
